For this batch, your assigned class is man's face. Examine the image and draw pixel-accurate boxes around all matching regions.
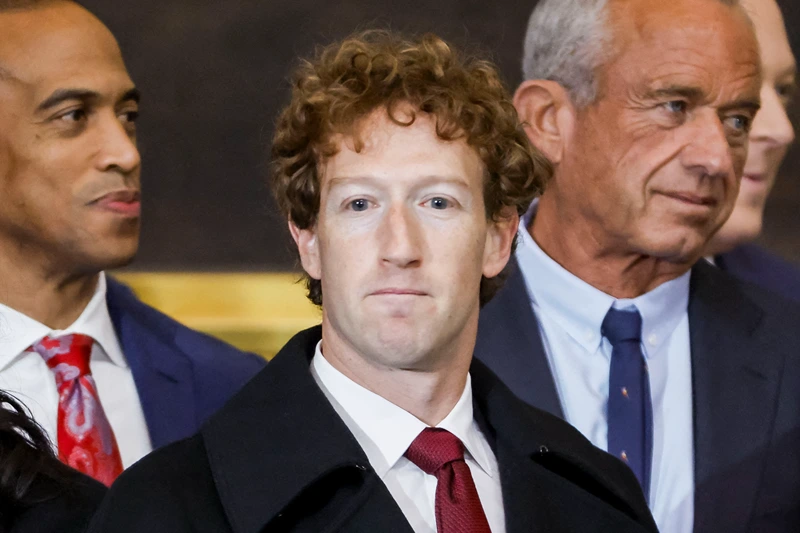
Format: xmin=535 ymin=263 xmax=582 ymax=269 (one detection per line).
xmin=714 ymin=0 xmax=796 ymax=250
xmin=554 ymin=0 xmax=762 ymax=263
xmin=293 ymin=108 xmax=514 ymax=372
xmin=0 ymin=2 xmax=141 ymax=273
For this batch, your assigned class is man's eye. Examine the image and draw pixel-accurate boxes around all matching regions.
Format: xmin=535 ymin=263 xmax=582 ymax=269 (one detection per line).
xmin=120 ymin=110 xmax=139 ymax=123
xmin=725 ymin=115 xmax=751 ymax=133
xmin=348 ymin=199 xmax=370 ymax=212
xmin=58 ymin=109 xmax=87 ymax=122
xmin=425 ymin=197 xmax=451 ymax=210
xmin=663 ymin=100 xmax=688 ymax=114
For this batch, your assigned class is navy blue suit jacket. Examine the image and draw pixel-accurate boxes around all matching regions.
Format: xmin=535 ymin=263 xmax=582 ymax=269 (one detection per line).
xmin=717 ymin=243 xmax=800 ymax=303
xmin=106 ymin=276 xmax=266 ymax=450
xmin=476 ymin=258 xmax=800 ymax=533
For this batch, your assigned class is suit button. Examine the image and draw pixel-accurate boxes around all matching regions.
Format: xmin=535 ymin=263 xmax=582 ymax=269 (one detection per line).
xmin=538 ymin=445 xmax=549 ymax=454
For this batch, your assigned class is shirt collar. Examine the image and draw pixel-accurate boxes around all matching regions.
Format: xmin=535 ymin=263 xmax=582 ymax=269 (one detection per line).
xmin=517 ymin=202 xmax=690 ymax=357
xmin=0 ymin=272 xmax=128 ymax=370
xmin=310 ymin=341 xmax=496 ymax=479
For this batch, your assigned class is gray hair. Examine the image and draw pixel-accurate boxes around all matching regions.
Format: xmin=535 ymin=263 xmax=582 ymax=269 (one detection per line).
xmin=521 ymin=0 xmax=743 ymax=107
xmin=521 ymin=0 xmax=611 ymax=107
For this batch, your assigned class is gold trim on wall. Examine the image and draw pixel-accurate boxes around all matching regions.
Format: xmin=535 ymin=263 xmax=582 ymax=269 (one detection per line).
xmin=112 ymin=272 xmax=321 ymax=359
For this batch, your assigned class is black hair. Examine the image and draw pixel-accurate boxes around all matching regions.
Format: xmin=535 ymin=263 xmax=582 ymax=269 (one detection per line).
xmin=0 ymin=391 xmax=75 ymax=527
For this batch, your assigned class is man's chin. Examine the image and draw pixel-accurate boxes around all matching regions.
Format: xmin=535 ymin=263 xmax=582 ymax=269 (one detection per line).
xmin=637 ymin=232 xmax=708 ymax=265
xmin=78 ymin=240 xmax=140 ymax=272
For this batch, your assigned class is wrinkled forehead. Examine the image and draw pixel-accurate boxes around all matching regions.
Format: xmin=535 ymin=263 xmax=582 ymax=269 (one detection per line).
xmin=603 ymin=0 xmax=761 ymax=99
xmin=0 ymin=2 xmax=131 ymax=98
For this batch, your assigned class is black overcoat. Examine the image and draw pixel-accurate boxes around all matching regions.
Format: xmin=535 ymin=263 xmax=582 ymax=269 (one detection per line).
xmin=89 ymin=326 xmax=659 ymax=533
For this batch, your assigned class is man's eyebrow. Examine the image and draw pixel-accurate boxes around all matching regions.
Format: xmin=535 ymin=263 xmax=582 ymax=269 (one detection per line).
xmin=327 ymin=175 xmax=471 ymax=188
xmin=35 ymin=87 xmax=141 ymax=112
xmin=647 ymin=84 xmax=760 ymax=113
xmin=36 ymin=88 xmax=101 ymax=112
xmin=719 ymin=98 xmax=761 ymax=114
xmin=646 ymin=86 xmax=705 ymax=101
xmin=122 ymin=87 xmax=141 ymax=104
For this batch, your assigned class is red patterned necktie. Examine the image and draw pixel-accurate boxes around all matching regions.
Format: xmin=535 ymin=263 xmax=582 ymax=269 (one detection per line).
xmin=405 ymin=427 xmax=492 ymax=533
xmin=31 ymin=334 xmax=123 ymax=486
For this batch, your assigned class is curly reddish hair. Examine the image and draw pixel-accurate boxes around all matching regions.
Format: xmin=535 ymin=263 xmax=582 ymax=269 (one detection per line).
xmin=270 ymin=30 xmax=551 ymax=306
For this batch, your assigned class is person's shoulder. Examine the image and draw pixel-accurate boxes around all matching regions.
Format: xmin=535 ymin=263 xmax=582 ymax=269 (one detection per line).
xmin=471 ymin=362 xmax=657 ymax=531
xmin=88 ymin=434 xmax=226 ymax=533
xmin=717 ymin=244 xmax=800 ymax=303
xmin=691 ymin=260 xmax=800 ymax=368
xmin=520 ymin=401 xmax=659 ymax=529
xmin=11 ymin=469 xmax=107 ymax=533
xmin=694 ymin=258 xmax=800 ymax=317
xmin=105 ymin=275 xmax=266 ymax=372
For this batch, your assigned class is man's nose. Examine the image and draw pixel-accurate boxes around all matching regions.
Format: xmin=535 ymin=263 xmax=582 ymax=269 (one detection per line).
xmin=680 ymin=111 xmax=736 ymax=180
xmin=379 ymin=203 xmax=423 ymax=269
xmin=750 ymin=86 xmax=795 ymax=148
xmin=95 ymin=113 xmax=141 ymax=175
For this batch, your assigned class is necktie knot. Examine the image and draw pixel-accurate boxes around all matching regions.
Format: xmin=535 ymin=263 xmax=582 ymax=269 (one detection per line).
xmin=602 ymin=307 xmax=643 ymax=346
xmin=31 ymin=334 xmax=94 ymax=379
xmin=405 ymin=427 xmax=465 ymax=476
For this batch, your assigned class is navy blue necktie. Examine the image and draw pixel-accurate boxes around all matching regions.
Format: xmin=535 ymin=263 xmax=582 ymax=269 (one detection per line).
xmin=602 ymin=307 xmax=653 ymax=501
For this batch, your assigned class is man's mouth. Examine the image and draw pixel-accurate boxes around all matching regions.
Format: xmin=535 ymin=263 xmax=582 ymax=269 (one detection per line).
xmin=370 ymin=288 xmax=428 ymax=296
xmin=91 ymin=189 xmax=141 ymax=217
xmin=658 ymin=191 xmax=718 ymax=208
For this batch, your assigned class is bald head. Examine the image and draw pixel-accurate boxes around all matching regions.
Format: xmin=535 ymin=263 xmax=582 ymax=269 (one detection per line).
xmin=0 ymin=0 xmax=69 ymax=12
xmin=0 ymin=0 xmax=142 ymax=276
xmin=0 ymin=1 xmax=122 ymax=81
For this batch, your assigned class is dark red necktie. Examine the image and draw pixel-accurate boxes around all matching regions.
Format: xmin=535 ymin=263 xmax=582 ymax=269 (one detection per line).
xmin=31 ymin=334 xmax=123 ymax=486
xmin=405 ymin=427 xmax=492 ymax=533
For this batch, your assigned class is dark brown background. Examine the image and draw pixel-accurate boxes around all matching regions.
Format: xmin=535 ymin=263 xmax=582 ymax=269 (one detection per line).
xmin=81 ymin=0 xmax=799 ymax=271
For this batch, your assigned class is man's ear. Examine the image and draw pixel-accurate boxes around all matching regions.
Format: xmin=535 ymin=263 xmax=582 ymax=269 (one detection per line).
xmin=289 ymin=220 xmax=321 ymax=280
xmin=483 ymin=207 xmax=519 ymax=279
xmin=513 ymin=80 xmax=575 ymax=165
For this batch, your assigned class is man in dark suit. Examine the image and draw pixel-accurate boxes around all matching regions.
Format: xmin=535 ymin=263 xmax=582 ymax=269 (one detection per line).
xmin=476 ymin=0 xmax=800 ymax=532
xmin=88 ymin=31 xmax=658 ymax=533
xmin=0 ymin=0 xmax=264 ymax=486
xmin=705 ymin=0 xmax=800 ymax=302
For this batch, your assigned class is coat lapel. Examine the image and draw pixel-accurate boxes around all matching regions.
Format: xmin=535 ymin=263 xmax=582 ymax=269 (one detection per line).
xmin=688 ymin=262 xmax=783 ymax=533
xmin=106 ymin=277 xmax=197 ymax=449
xmin=475 ymin=258 xmax=564 ymax=418
xmin=470 ymin=360 xmax=658 ymax=533
xmin=202 ymin=326 xmax=413 ymax=533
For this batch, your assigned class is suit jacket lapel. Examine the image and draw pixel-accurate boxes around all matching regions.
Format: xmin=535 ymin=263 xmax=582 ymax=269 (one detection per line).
xmin=689 ymin=263 xmax=783 ymax=533
xmin=476 ymin=258 xmax=564 ymax=418
xmin=106 ymin=278 xmax=197 ymax=449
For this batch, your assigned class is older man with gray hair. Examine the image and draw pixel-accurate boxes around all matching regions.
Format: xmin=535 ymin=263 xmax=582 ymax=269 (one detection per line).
xmin=476 ymin=0 xmax=800 ymax=532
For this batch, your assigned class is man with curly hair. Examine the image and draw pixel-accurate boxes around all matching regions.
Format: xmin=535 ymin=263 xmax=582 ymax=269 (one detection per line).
xmin=88 ymin=31 xmax=659 ymax=533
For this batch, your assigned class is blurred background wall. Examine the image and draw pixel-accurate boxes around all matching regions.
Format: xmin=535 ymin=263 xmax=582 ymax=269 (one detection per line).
xmin=79 ymin=0 xmax=799 ymax=354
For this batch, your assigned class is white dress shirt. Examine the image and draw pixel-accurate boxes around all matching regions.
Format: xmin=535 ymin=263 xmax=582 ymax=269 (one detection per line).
xmin=0 ymin=273 xmax=152 ymax=468
xmin=515 ymin=209 xmax=695 ymax=533
xmin=311 ymin=343 xmax=506 ymax=533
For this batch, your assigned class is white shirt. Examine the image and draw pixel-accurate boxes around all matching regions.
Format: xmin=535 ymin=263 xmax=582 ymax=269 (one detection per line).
xmin=310 ymin=343 xmax=506 ymax=533
xmin=515 ymin=210 xmax=695 ymax=533
xmin=0 ymin=273 xmax=152 ymax=468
